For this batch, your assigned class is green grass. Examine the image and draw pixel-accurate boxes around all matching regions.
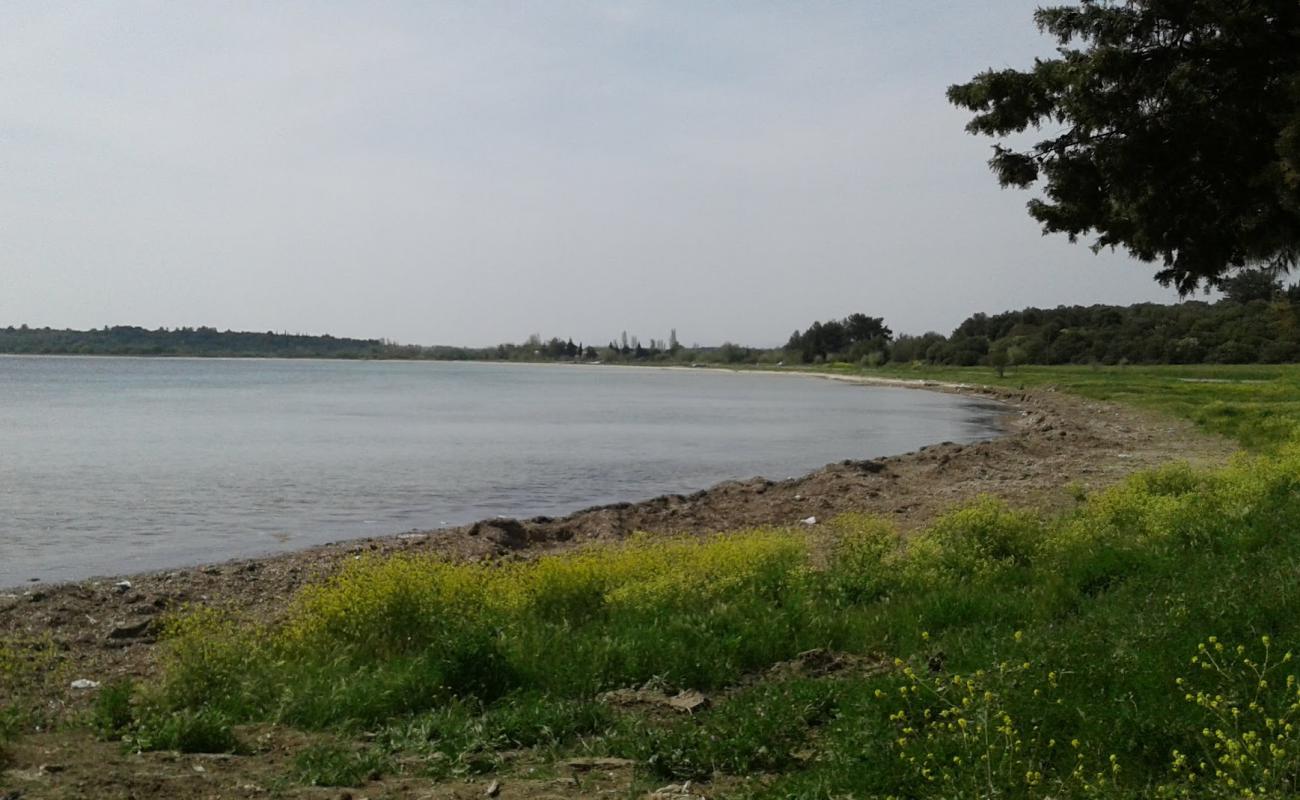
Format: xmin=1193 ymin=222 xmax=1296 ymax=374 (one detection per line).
xmin=815 ymin=361 xmax=1300 ymax=451
xmin=292 ymin=742 xmax=390 ymax=787
xmin=69 ymin=366 xmax=1300 ymax=796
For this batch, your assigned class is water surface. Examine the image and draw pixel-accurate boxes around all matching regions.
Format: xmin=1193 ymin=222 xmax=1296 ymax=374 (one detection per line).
xmin=0 ymin=357 xmax=1005 ymax=586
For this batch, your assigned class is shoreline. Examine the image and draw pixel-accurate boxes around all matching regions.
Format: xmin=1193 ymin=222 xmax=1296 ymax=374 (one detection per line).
xmin=0 ymin=381 xmax=1236 ymax=692
xmin=0 ymin=364 xmax=1003 ymax=590
xmin=0 ymin=378 xmax=1229 ymax=600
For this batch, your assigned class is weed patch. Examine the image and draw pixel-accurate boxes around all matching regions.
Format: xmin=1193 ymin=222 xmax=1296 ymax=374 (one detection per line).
xmin=110 ymin=436 xmax=1300 ymax=797
xmin=293 ymin=742 xmax=389 ymax=787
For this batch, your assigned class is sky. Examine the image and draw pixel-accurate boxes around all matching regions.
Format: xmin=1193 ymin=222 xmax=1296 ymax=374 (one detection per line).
xmin=0 ymin=1 xmax=1190 ymax=348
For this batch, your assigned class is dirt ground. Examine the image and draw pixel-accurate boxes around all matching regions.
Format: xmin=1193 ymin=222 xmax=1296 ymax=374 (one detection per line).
xmin=0 ymin=378 xmax=1238 ymax=799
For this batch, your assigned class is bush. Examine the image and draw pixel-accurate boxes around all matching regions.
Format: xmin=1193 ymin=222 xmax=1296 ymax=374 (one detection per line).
xmin=90 ymin=679 xmax=135 ymax=739
xmin=826 ymin=514 xmax=903 ymax=604
xmin=127 ymin=707 xmax=240 ymax=754
xmin=1163 ymin=636 xmax=1300 ymax=797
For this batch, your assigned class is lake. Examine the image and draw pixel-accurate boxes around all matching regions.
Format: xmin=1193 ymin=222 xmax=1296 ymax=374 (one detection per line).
xmin=0 ymin=357 xmax=1006 ymax=586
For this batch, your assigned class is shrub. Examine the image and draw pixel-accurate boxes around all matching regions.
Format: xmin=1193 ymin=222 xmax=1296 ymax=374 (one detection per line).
xmin=90 ymin=679 xmax=135 ymax=739
xmin=1162 ymin=637 xmax=1300 ymax=797
xmin=909 ymin=497 xmax=1043 ymax=581
xmin=127 ymin=707 xmax=240 ymax=754
xmin=826 ymin=514 xmax=903 ymax=604
xmin=886 ymin=656 xmax=1114 ymax=799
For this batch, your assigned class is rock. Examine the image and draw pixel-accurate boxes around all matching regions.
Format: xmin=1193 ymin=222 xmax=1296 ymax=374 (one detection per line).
xmin=468 ymin=519 xmax=531 ymax=548
xmin=667 ymin=689 xmax=709 ymax=714
xmin=107 ymin=618 xmax=156 ymax=640
xmin=26 ymin=591 xmax=47 ymax=603
xmin=38 ymin=763 xmax=65 ymax=774
xmin=113 ymin=580 xmax=132 ymax=594
xmin=70 ymin=678 xmax=100 ymax=690
xmin=844 ymin=459 xmax=886 ymax=474
xmin=649 ymin=781 xmax=704 ymax=799
xmin=795 ymin=648 xmax=838 ymax=673
xmin=485 ymin=779 xmax=500 ymax=797
xmin=928 ymin=651 xmax=948 ymax=674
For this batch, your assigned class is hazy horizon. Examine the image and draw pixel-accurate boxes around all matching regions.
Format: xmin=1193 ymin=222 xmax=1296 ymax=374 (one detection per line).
xmin=3 ymin=2 xmax=1190 ymax=348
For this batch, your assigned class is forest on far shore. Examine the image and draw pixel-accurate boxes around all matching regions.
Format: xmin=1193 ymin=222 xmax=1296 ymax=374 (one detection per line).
xmin=4 ymin=269 xmax=1298 ymax=368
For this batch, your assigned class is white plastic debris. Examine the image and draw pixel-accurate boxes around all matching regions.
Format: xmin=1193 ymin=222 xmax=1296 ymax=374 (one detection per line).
xmin=800 ymin=516 xmax=817 ymax=525
xmin=70 ymin=679 xmax=100 ymax=690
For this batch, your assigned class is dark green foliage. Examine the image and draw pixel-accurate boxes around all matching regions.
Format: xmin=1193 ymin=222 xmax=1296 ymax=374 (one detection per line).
xmin=948 ymin=0 xmax=1300 ymax=291
xmin=0 ymin=704 xmax=23 ymax=769
xmin=786 ymin=313 xmax=892 ymax=363
xmin=0 ymin=706 xmax=24 ymax=743
xmin=922 ymin=293 xmax=1300 ymax=366
xmin=127 ymin=707 xmax=240 ymax=754
xmin=90 ymin=679 xmax=135 ymax=739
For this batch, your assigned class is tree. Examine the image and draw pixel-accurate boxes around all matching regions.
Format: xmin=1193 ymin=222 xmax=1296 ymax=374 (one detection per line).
xmin=948 ymin=1 xmax=1300 ymax=293
xmin=1220 ymin=268 xmax=1281 ymax=304
xmin=844 ymin=313 xmax=892 ymax=344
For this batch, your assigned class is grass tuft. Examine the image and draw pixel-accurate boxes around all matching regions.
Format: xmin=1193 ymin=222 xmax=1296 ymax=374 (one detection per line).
xmin=293 ymin=742 xmax=389 ymax=787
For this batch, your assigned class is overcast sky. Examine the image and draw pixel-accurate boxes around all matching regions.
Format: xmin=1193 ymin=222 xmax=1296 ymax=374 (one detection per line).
xmin=1 ymin=2 xmax=1188 ymax=347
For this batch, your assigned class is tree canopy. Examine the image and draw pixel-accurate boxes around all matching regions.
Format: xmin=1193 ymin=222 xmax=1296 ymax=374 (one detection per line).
xmin=786 ymin=314 xmax=892 ymax=363
xmin=948 ymin=0 xmax=1300 ymax=292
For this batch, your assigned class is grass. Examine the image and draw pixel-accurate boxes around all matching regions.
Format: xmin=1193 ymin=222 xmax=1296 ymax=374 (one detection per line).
xmin=17 ymin=363 xmax=1300 ymax=797
xmin=0 ymin=632 xmax=67 ymax=769
xmin=93 ymin=433 xmax=1300 ymax=797
xmin=144 ymin=530 xmax=828 ymax=731
xmin=820 ymin=361 xmax=1300 ymax=452
xmin=293 ymin=742 xmax=390 ymax=787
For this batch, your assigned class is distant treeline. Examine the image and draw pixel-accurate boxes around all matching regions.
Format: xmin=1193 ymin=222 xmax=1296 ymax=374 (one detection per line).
xmin=0 ymin=325 xmax=763 ymax=365
xmin=0 ymin=326 xmax=401 ymax=358
xmin=10 ymin=269 xmax=1300 ymax=367
xmin=785 ymin=269 xmax=1300 ymax=367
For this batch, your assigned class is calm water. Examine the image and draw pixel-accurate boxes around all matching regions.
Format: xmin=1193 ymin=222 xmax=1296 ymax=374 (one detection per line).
xmin=0 ymin=357 xmax=1005 ymax=586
